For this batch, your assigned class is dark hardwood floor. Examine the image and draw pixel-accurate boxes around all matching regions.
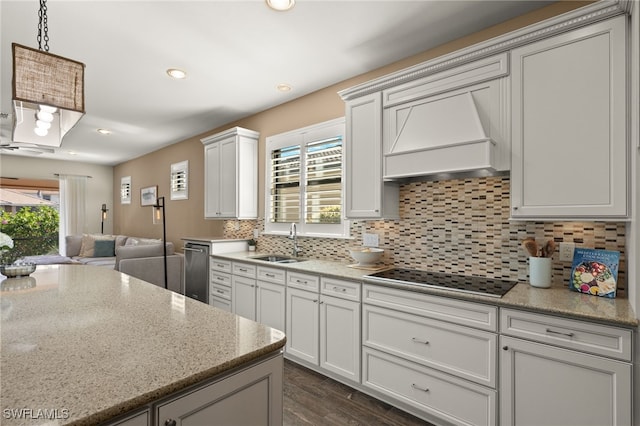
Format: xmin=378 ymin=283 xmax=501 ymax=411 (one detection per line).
xmin=283 ymin=360 xmax=435 ymax=426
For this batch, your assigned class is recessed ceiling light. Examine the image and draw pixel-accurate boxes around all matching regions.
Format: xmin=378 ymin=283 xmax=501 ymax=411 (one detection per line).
xmin=276 ymin=83 xmax=292 ymax=92
xmin=266 ymin=0 xmax=295 ymax=11
xmin=166 ymin=68 xmax=187 ymax=79
xmin=97 ymin=128 xmax=111 ymax=135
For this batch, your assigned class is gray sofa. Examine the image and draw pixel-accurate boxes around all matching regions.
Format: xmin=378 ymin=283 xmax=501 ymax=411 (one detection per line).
xmin=64 ymin=235 xmax=184 ymax=294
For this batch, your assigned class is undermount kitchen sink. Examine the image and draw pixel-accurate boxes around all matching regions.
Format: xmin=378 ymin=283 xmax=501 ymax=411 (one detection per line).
xmin=251 ymin=255 xmax=306 ymax=264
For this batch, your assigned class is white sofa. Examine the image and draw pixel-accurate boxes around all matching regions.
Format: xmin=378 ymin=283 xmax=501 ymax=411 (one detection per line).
xmin=64 ymin=234 xmax=184 ymax=294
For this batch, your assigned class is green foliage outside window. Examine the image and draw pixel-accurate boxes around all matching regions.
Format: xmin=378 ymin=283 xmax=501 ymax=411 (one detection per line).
xmin=0 ymin=206 xmax=59 ymax=264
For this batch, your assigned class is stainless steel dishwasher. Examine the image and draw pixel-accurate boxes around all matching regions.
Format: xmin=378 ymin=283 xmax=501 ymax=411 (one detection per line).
xmin=184 ymin=242 xmax=209 ymax=303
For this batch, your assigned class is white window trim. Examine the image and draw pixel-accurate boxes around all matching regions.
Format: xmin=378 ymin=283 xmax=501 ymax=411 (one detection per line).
xmin=264 ymin=117 xmax=349 ymax=238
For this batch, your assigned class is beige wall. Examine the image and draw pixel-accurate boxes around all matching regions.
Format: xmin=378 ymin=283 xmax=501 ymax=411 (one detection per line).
xmin=0 ymin=156 xmax=114 ymax=234
xmin=113 ymin=1 xmax=589 ymax=250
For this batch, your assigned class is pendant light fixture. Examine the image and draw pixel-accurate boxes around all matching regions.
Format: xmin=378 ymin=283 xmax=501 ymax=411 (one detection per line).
xmin=12 ymin=0 xmax=85 ymax=147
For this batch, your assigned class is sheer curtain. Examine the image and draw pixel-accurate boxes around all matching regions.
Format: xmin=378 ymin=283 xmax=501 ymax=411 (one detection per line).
xmin=58 ymin=175 xmax=88 ymax=256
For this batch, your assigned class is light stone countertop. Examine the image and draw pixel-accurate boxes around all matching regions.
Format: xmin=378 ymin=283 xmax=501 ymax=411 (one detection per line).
xmin=0 ymin=265 xmax=286 ymax=426
xmin=218 ymin=251 xmax=639 ymax=328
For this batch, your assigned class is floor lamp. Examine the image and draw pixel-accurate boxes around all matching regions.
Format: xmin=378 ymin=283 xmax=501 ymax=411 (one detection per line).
xmin=153 ymin=196 xmax=168 ymax=290
xmin=100 ymin=204 xmax=108 ymax=234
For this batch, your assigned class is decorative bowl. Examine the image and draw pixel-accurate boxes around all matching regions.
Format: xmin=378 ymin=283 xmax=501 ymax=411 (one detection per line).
xmin=348 ymin=247 xmax=384 ymax=266
xmin=0 ymin=263 xmax=36 ymax=278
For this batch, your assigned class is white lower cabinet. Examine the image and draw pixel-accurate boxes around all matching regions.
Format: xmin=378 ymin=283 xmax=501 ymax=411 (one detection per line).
xmin=232 ymin=275 xmax=257 ymax=321
xmin=285 ymin=286 xmax=320 ymax=364
xmin=155 ymin=353 xmax=283 ymax=426
xmin=362 ymin=283 xmax=497 ymax=426
xmin=363 ymin=347 xmax=496 ymax=426
xmin=499 ymin=309 xmax=633 ymax=426
xmin=286 ymin=275 xmax=361 ymax=384
xmin=210 ymin=258 xmax=232 ymax=312
xmin=255 ymin=266 xmax=286 ymax=332
xmin=320 ymin=293 xmax=361 ymax=382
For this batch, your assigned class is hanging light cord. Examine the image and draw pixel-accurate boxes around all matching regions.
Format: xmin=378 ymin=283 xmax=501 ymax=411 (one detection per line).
xmin=37 ymin=0 xmax=49 ymax=52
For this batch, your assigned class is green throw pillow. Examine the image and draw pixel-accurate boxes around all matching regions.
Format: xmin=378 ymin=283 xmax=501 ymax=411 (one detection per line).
xmin=93 ymin=239 xmax=115 ymax=257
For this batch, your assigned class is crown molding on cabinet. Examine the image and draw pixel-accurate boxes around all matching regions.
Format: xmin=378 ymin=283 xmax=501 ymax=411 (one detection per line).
xmin=339 ymin=0 xmax=629 ymax=101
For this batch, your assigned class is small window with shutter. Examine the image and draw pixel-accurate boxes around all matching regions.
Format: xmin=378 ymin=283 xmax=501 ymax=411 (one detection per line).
xmin=170 ymin=160 xmax=189 ymax=200
xmin=120 ymin=176 xmax=131 ymax=204
xmin=265 ymin=118 xmax=348 ymax=238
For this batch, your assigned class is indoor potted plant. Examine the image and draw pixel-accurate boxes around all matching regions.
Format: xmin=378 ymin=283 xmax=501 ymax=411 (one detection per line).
xmin=247 ymin=239 xmax=257 ymax=252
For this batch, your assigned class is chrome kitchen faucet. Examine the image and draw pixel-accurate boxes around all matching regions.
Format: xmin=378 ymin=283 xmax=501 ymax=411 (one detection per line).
xmin=289 ymin=223 xmax=302 ymax=257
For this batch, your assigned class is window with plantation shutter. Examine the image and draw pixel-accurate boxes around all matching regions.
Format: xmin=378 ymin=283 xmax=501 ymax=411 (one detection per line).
xmin=170 ymin=160 xmax=189 ymax=200
xmin=265 ymin=118 xmax=348 ymax=237
xmin=120 ymin=176 xmax=131 ymax=204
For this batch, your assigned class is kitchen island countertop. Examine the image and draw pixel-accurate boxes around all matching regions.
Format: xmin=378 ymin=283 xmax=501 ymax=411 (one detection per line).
xmin=217 ymin=251 xmax=638 ymax=328
xmin=0 ymin=265 xmax=286 ymax=425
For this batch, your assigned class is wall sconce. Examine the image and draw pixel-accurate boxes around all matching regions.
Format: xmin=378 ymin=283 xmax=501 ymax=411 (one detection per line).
xmin=12 ymin=0 xmax=85 ymax=147
xmin=100 ymin=204 xmax=109 ymax=234
xmin=153 ymin=196 xmax=168 ymax=290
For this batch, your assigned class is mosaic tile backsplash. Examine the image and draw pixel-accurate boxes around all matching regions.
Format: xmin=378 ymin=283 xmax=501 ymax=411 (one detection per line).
xmin=223 ymin=176 xmax=627 ymax=295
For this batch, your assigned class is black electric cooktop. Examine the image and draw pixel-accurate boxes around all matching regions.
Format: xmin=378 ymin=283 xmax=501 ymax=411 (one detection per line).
xmin=366 ymin=268 xmax=517 ymax=298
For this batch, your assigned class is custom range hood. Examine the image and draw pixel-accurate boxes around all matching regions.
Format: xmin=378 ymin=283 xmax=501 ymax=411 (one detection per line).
xmin=383 ymin=86 xmax=508 ymax=181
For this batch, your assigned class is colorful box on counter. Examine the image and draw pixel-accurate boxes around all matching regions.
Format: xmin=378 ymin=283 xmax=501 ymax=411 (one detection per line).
xmin=570 ymin=248 xmax=620 ymax=298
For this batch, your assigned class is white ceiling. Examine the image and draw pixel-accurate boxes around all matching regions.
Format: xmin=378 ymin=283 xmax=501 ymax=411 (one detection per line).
xmin=0 ymin=0 xmax=553 ymax=166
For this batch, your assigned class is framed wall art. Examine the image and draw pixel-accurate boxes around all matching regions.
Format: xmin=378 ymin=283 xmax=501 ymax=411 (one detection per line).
xmin=140 ymin=185 xmax=157 ymax=206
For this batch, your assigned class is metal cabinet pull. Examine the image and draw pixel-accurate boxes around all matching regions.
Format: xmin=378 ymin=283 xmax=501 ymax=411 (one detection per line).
xmin=239 ymin=268 xmax=248 ymax=272
xmin=411 ymin=337 xmax=430 ymax=345
xmin=265 ymin=273 xmax=276 ymax=278
xmin=333 ymin=286 xmax=347 ymax=292
xmin=313 ymin=299 xmax=318 ymax=303
xmin=216 ymin=289 xmax=224 ymax=294
xmin=217 ymin=276 xmax=225 ymax=281
xmin=296 ymin=279 xmax=308 ymax=285
xmin=545 ymin=328 xmax=575 ymax=338
xmin=164 ymin=420 xmax=177 ymax=426
xmin=411 ymin=384 xmax=429 ymax=392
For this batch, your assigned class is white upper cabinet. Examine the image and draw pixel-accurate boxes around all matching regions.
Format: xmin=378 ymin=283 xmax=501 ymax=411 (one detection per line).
xmin=510 ymin=16 xmax=628 ymax=219
xmin=344 ymin=92 xmax=399 ymax=219
xmin=201 ymin=127 xmax=259 ymax=219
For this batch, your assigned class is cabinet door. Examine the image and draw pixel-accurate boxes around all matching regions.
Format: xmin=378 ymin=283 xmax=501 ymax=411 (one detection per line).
xmin=218 ymin=137 xmax=238 ymax=218
xmin=232 ymin=276 xmax=256 ymax=321
xmin=285 ymin=287 xmax=319 ymax=364
xmin=320 ymin=295 xmax=360 ymax=382
xmin=156 ymin=354 xmax=283 ymax=426
xmin=500 ymin=336 xmax=631 ymax=426
xmin=511 ymin=16 xmax=627 ymax=219
xmin=344 ymin=92 xmax=398 ymax=219
xmin=204 ymin=143 xmax=220 ymax=218
xmin=256 ymin=281 xmax=285 ymax=332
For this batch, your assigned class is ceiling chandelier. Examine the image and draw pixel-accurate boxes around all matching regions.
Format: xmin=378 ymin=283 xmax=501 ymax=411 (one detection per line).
xmin=12 ymin=0 xmax=85 ymax=147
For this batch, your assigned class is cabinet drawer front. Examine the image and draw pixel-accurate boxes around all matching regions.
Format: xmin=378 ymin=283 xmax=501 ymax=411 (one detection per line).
xmin=363 ymin=304 xmax=496 ymax=387
xmin=210 ymin=295 xmax=232 ymax=312
xmin=500 ymin=309 xmax=632 ymax=361
xmin=321 ymin=277 xmax=361 ymax=301
xmin=363 ymin=347 xmax=496 ymax=426
xmin=287 ymin=271 xmax=320 ymax=292
xmin=363 ymin=284 xmax=497 ymax=331
xmin=210 ymin=283 xmax=231 ymax=300
xmin=210 ymin=257 xmax=232 ymax=273
xmin=210 ymin=271 xmax=231 ymax=288
xmin=232 ymin=261 xmax=257 ymax=278
xmin=257 ymin=266 xmax=285 ymax=284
